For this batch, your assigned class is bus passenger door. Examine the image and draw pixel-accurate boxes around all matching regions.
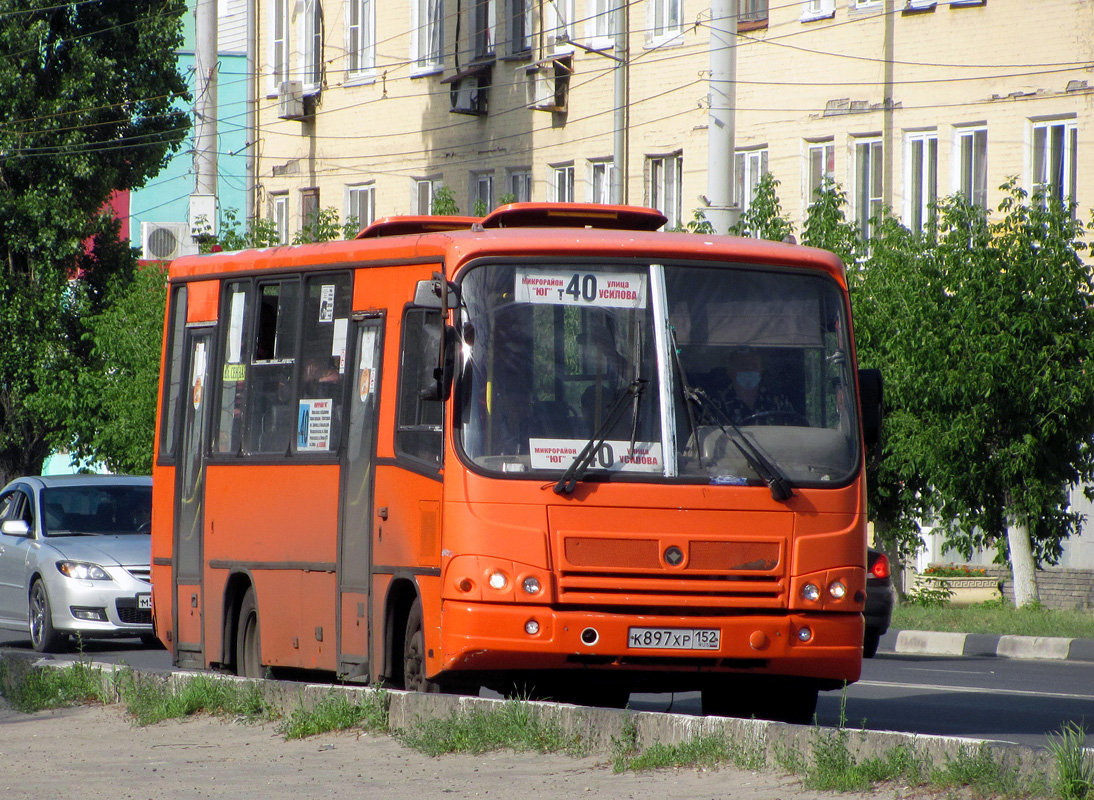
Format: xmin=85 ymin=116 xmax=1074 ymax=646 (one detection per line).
xmin=174 ymin=327 xmax=212 ymax=669
xmin=337 ymin=317 xmax=384 ymax=679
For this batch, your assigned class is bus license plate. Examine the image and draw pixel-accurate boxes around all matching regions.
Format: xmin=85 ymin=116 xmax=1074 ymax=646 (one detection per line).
xmin=627 ymin=627 xmax=720 ymax=650
xmin=137 ymin=594 xmax=152 ymax=610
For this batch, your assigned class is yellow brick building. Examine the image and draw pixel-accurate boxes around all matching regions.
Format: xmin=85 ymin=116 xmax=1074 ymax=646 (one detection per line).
xmin=251 ymin=0 xmax=1093 ymax=241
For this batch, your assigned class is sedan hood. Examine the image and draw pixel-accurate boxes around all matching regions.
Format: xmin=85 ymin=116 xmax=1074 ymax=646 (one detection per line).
xmin=43 ymin=534 xmax=151 ymax=568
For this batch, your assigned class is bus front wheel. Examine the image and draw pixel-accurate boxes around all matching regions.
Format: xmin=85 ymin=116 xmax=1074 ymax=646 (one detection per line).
xmin=702 ymin=678 xmax=818 ymax=725
xmin=402 ymin=598 xmax=440 ymax=693
xmin=236 ymin=588 xmax=263 ymax=679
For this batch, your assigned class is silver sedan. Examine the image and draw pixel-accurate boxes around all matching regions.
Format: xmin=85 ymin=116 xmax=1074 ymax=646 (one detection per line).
xmin=0 ymin=474 xmax=154 ymax=653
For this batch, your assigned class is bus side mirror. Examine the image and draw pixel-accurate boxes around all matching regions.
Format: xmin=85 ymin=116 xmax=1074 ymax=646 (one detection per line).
xmin=858 ymin=368 xmax=883 ymax=456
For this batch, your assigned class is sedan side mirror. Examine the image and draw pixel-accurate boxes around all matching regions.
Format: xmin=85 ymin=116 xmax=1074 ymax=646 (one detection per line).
xmin=1 ymin=519 xmax=31 ymax=537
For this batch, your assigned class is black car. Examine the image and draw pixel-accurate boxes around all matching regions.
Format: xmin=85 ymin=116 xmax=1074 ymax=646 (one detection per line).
xmin=864 ymin=547 xmax=894 ymax=658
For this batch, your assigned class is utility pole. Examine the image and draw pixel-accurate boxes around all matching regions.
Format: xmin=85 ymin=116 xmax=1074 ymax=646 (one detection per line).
xmin=191 ymin=0 xmax=218 ymax=239
xmin=706 ymin=0 xmax=739 ymax=234
xmin=611 ymin=0 xmax=628 ymax=204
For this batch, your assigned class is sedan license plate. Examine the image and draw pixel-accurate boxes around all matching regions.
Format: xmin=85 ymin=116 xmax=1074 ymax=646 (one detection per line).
xmin=137 ymin=593 xmax=152 ymax=610
xmin=627 ymin=627 xmax=720 ymax=650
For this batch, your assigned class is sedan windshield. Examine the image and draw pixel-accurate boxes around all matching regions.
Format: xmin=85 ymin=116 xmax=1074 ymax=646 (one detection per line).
xmin=457 ymin=261 xmax=859 ymax=488
xmin=41 ymin=486 xmax=153 ymax=536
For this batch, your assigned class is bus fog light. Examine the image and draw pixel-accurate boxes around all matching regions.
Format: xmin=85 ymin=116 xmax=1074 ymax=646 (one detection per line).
xmin=801 ymin=583 xmax=820 ymax=602
xmin=488 ymin=571 xmax=508 ymax=590
xmin=798 ymin=627 xmax=813 ymax=642
xmin=457 ymin=578 xmax=473 ymax=593
xmin=525 ymin=619 xmax=540 ymax=635
xmin=828 ymin=581 xmax=847 ymax=599
xmin=522 ymin=576 xmax=541 ymax=595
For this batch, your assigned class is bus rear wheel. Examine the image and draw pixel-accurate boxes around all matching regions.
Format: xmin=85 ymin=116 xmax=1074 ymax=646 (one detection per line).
xmin=236 ymin=588 xmax=263 ymax=679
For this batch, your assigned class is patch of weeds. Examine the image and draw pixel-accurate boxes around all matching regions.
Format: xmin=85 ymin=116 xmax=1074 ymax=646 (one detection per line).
xmin=772 ymin=741 xmax=807 ymax=775
xmin=930 ymin=742 xmax=1042 ymax=798
xmin=1048 ymin=721 xmax=1094 ymax=800
xmin=609 ymin=714 xmax=641 ymax=772
xmin=396 ymin=698 xmax=587 ymax=758
xmin=118 ymin=672 xmax=277 ymax=726
xmin=1 ymin=659 xmax=109 ymax=713
xmin=279 ymin=690 xmax=389 ymax=740
xmin=615 ymin=734 xmax=732 ymax=773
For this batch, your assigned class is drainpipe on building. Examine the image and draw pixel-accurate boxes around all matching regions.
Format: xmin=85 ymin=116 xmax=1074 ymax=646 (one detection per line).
xmin=706 ymin=0 xmax=739 ymax=234
xmin=245 ymin=0 xmax=256 ymax=225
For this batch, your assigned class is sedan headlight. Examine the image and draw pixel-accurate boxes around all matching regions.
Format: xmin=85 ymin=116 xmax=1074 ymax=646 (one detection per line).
xmin=57 ymin=561 xmax=113 ymax=581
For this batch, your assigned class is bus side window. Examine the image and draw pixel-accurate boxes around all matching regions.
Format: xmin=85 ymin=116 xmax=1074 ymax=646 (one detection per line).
xmin=396 ymin=308 xmax=443 ymax=466
xmin=296 ymin=273 xmax=351 ymax=453
xmin=214 ymin=281 xmax=252 ymax=454
xmin=245 ymin=280 xmax=300 ymax=455
xmin=159 ymin=284 xmax=188 ymax=461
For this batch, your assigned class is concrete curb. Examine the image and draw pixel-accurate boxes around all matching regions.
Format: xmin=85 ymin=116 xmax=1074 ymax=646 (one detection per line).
xmin=880 ymin=629 xmax=1094 ymax=662
xmin=0 ymin=651 xmax=1055 ymax=781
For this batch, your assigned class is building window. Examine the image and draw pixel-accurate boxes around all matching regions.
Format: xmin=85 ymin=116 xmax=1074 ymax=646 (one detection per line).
xmin=415 ymin=178 xmax=442 ymax=214
xmin=648 ymin=152 xmax=682 ymax=229
xmin=300 ymin=188 xmax=320 ymax=242
xmin=735 ymin=148 xmax=768 ymax=217
xmin=1032 ymin=119 xmax=1078 ymax=207
xmin=272 ymin=194 xmax=289 ymax=244
xmin=649 ymin=0 xmax=682 ymax=42
xmin=954 ymin=127 xmax=987 ymax=209
xmin=801 ymin=0 xmax=835 ymax=21
xmin=806 ymin=141 xmax=835 ymax=206
xmin=547 ymin=0 xmax=575 ymax=48
xmin=472 ymin=0 xmax=496 ymax=59
xmin=347 ymin=183 xmax=375 ymax=229
xmin=852 ymin=0 xmax=880 ymax=9
xmin=347 ymin=0 xmax=374 ymax=77
xmin=509 ymin=168 xmax=532 ymax=201
xmin=551 ymin=164 xmax=575 ymax=202
xmin=740 ymin=0 xmax=768 ymax=24
xmin=302 ymin=0 xmax=322 ymax=90
xmin=905 ymin=131 xmax=937 ymax=233
xmin=590 ymin=159 xmax=614 ymax=204
xmin=588 ymin=0 xmax=614 ymax=44
xmin=854 ymin=138 xmax=883 ymax=241
xmin=413 ymin=0 xmax=444 ymax=72
xmin=508 ymin=0 xmax=533 ymax=55
xmin=270 ymin=0 xmax=290 ymax=92
xmin=471 ymin=172 xmax=495 ymax=214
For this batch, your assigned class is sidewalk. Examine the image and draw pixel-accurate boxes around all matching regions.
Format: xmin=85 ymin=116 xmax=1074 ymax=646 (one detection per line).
xmin=879 ymin=628 xmax=1094 ymax=662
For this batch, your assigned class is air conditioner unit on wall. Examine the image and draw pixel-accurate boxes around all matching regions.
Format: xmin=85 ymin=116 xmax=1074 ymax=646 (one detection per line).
xmin=278 ymin=80 xmax=306 ymax=120
xmin=141 ymin=221 xmax=198 ymax=261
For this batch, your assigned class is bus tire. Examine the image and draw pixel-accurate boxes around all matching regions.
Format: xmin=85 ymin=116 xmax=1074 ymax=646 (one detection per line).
xmin=236 ymin=587 xmax=263 ymax=679
xmin=402 ymin=598 xmax=439 ymax=693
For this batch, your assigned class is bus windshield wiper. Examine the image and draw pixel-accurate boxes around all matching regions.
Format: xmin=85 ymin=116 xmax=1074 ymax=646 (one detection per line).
xmin=554 ymin=378 xmax=647 ymax=495
xmin=668 ymin=330 xmax=792 ymax=503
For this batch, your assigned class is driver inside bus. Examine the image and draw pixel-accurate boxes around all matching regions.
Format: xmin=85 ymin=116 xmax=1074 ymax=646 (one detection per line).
xmin=712 ymin=348 xmax=794 ymax=425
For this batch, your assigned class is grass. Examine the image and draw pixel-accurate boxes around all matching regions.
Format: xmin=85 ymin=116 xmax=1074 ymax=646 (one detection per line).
xmin=0 ymin=658 xmax=109 ymax=712
xmin=117 ymin=671 xmax=278 ymax=726
xmin=1046 ymin=722 xmax=1094 ymax=800
xmin=279 ymin=689 xmax=389 ymax=740
xmin=891 ymin=600 xmax=1094 ymax=639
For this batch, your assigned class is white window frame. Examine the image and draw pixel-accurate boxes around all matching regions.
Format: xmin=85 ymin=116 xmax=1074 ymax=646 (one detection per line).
xmin=587 ymin=0 xmax=615 ymax=48
xmin=415 ymin=177 xmax=443 ymax=215
xmin=509 ymin=168 xmax=533 ymax=202
xmin=648 ymin=0 xmax=682 ymax=45
xmin=1031 ymin=118 xmax=1078 ymax=207
xmin=735 ymin=147 xmax=768 ymax=218
xmin=853 ymin=137 xmax=883 ymax=241
xmin=347 ymin=0 xmax=375 ymax=80
xmin=953 ymin=126 xmax=987 ymax=209
xmin=805 ymin=140 xmax=835 ymax=207
xmin=851 ymin=0 xmax=880 ymax=10
xmin=346 ymin=183 xmax=376 ymax=230
xmin=272 ymin=194 xmax=289 ymax=244
xmin=507 ymin=0 xmax=533 ymax=55
xmin=648 ymin=152 xmax=682 ymax=229
xmin=906 ymin=0 xmax=936 ymax=9
xmin=589 ymin=159 xmax=614 ymax=204
xmin=269 ymin=0 xmax=290 ymax=94
xmin=472 ymin=0 xmax=497 ymax=59
xmin=904 ymin=131 xmax=937 ymax=233
xmin=301 ymin=0 xmax=322 ymax=92
xmin=800 ymin=0 xmax=835 ymax=21
xmin=740 ymin=0 xmax=768 ymax=24
xmin=548 ymin=0 xmax=575 ymax=50
xmin=471 ymin=171 xmax=495 ymax=214
xmin=412 ymin=0 xmax=445 ymax=74
xmin=551 ymin=163 xmax=575 ymax=202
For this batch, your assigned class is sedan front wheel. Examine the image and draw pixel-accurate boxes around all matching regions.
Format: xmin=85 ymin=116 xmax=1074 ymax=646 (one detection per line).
xmin=29 ymin=579 xmax=68 ymax=654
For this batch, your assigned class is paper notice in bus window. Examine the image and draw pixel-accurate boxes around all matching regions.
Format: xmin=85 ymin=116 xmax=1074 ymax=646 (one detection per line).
xmin=319 ymin=285 xmax=335 ymax=322
xmin=528 ymin=439 xmax=663 ymax=473
xmin=332 ymin=318 xmax=348 ymax=372
xmin=297 ymin=398 xmax=333 ymax=451
xmin=192 ymin=342 xmax=207 ymax=410
xmin=513 ymin=270 xmax=647 ymax=309
xmin=228 ymin=291 xmax=245 ymax=363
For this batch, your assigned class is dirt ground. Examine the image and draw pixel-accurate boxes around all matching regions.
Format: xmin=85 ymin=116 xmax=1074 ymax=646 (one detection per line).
xmin=0 ymin=699 xmax=935 ymax=800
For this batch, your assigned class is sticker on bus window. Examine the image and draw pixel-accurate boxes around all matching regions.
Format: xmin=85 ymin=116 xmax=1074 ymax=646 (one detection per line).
xmin=192 ymin=342 xmax=207 ymax=410
xmin=513 ymin=270 xmax=648 ymax=309
xmin=297 ymin=398 xmax=333 ymax=451
xmin=528 ymin=439 xmax=663 ymax=473
xmin=319 ymin=286 xmax=335 ymax=322
xmin=222 ymin=363 xmax=246 ymax=383
xmin=333 ymin=318 xmax=348 ymax=373
xmin=228 ymin=291 xmax=245 ymax=363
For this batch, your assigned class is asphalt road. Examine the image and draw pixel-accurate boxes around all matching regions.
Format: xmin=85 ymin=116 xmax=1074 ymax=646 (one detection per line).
xmin=3 ymin=628 xmax=1092 ymax=749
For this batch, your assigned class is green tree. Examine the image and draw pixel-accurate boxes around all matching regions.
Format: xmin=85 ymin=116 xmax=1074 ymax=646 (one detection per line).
xmin=431 ymin=185 xmax=460 ymax=216
xmin=729 ymin=173 xmax=795 ymax=242
xmin=0 ymin=1 xmax=189 ymax=483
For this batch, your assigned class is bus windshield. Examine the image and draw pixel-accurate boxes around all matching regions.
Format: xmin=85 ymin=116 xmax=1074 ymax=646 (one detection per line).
xmin=457 ymin=261 xmax=859 ymax=487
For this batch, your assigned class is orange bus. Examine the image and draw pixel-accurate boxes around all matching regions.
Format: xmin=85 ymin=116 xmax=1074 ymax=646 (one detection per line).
xmin=151 ymin=203 xmax=881 ymax=723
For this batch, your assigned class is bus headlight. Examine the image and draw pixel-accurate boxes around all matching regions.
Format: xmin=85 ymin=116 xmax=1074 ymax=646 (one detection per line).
xmin=521 ymin=576 xmax=541 ymax=595
xmin=488 ymin=571 xmax=508 ymax=591
xmin=828 ymin=581 xmax=847 ymax=599
xmin=801 ymin=583 xmax=821 ymax=602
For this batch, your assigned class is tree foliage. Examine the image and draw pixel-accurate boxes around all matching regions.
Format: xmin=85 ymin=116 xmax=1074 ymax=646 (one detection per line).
xmin=0 ymin=0 xmax=189 ymax=483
